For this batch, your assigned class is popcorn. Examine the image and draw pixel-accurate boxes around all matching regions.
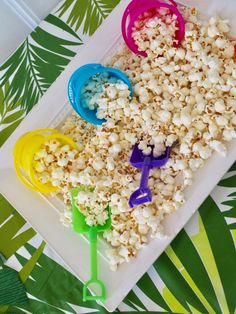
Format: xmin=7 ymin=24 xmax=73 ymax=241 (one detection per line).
xmin=34 ymin=161 xmax=46 ymax=173
xmin=74 ymin=188 xmax=109 ymax=226
xmin=223 ymin=46 xmax=234 ymax=59
xmin=214 ymin=100 xmax=225 ymax=113
xmin=35 ymin=7 xmax=236 ymax=271
xmin=60 ymin=210 xmax=72 ymax=227
xmin=52 ymin=179 xmax=60 ymax=187
xmin=38 ymin=172 xmax=50 ymax=184
xmin=44 ymin=154 xmax=54 ymax=164
xmin=230 ymin=87 xmax=236 ymax=97
xmin=92 ymin=159 xmax=105 ymax=171
xmin=108 ymin=133 xmax=119 ymax=143
xmin=112 ymin=143 xmax=122 ymax=154
xmin=189 ymin=159 xmax=204 ymax=171
xmin=207 ymin=25 xmax=219 ymax=38
xmin=199 ymin=146 xmax=212 ymax=160
xmin=223 ymin=129 xmax=236 ymax=141
xmin=215 ymin=116 xmax=228 ymax=127
xmin=215 ymin=38 xmax=226 ymax=48
xmin=51 ymin=168 xmax=64 ymax=179
xmin=32 ymin=136 xmax=79 ymax=202
xmin=118 ymin=246 xmax=130 ymax=262
xmin=131 ymin=10 xmax=177 ymax=57
xmin=34 ymin=149 xmax=47 ymax=160
xmin=173 ymin=191 xmax=185 ymax=204
xmin=209 ymin=140 xmax=227 ymax=156
xmin=46 ymin=139 xmax=60 ymax=152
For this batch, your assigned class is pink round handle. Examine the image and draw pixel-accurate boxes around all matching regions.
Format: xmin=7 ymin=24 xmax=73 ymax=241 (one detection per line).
xmin=121 ymin=0 xmax=147 ymax=57
xmin=121 ymin=0 xmax=185 ymax=57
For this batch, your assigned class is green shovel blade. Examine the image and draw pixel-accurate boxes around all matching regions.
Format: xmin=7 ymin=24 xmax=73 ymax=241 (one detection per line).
xmin=70 ymin=187 xmax=111 ymax=233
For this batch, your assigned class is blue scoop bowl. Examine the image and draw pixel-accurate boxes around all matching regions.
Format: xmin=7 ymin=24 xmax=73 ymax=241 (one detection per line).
xmin=68 ymin=63 xmax=133 ymax=125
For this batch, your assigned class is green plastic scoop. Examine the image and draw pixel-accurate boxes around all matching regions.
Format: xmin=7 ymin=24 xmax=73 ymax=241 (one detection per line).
xmin=70 ymin=188 xmax=111 ymax=302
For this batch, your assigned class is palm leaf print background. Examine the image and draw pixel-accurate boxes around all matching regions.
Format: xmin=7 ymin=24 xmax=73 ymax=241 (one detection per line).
xmin=0 ymin=1 xmax=235 ymax=313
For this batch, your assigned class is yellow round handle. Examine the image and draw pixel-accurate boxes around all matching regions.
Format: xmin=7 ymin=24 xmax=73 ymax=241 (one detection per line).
xmin=13 ymin=128 xmax=78 ymax=193
xmin=13 ymin=131 xmax=47 ymax=191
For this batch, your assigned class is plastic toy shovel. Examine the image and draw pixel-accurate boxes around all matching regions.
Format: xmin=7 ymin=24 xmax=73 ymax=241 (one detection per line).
xmin=129 ymin=144 xmax=170 ymax=207
xmin=70 ymin=188 xmax=111 ymax=302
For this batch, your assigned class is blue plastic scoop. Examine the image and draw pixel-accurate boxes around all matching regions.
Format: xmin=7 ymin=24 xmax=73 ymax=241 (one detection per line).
xmin=68 ymin=63 xmax=133 ymax=125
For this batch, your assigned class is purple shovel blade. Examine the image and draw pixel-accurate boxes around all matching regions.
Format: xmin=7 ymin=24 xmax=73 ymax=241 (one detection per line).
xmin=130 ymin=144 xmax=170 ymax=169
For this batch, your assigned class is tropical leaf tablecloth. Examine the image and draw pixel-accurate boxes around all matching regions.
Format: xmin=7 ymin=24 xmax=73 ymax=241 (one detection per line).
xmin=0 ymin=1 xmax=235 ymax=313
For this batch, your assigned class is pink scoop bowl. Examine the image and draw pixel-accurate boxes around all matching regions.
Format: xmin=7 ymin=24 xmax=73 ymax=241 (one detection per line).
xmin=121 ymin=0 xmax=185 ymax=57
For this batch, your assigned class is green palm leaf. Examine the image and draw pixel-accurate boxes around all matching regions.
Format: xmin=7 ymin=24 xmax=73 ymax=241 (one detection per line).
xmin=0 ymin=14 xmax=82 ymax=114
xmin=198 ymin=196 xmax=236 ymax=313
xmin=57 ymin=0 xmax=120 ymax=35
xmin=154 ymin=252 xmax=209 ymax=313
xmin=0 ymin=194 xmax=36 ymax=259
xmin=218 ymin=162 xmax=236 ymax=187
xmin=222 ymin=192 xmax=236 ymax=230
xmin=0 ymin=241 xmax=46 ymax=314
xmin=217 ymin=162 xmax=236 ymax=231
xmin=228 ymin=162 xmax=236 ymax=172
xmin=124 ymin=194 xmax=236 ymax=313
xmin=11 ymin=243 xmax=109 ymax=314
xmin=0 ymin=199 xmax=44 ymax=314
xmin=0 ymin=119 xmax=24 ymax=148
xmin=0 ymin=83 xmax=25 ymax=147
xmin=156 ymin=196 xmax=236 ymax=314
xmin=0 ymin=267 xmax=28 ymax=306
xmin=169 ymin=229 xmax=222 ymax=313
xmin=218 ymin=175 xmax=236 ymax=188
xmin=124 ymin=272 xmax=171 ymax=312
xmin=123 ymin=289 xmax=148 ymax=311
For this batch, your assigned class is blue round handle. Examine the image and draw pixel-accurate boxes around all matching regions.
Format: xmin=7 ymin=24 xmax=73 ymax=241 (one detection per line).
xmin=68 ymin=63 xmax=133 ymax=125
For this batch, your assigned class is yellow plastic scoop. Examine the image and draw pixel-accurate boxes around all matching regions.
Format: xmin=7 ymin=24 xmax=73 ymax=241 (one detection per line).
xmin=13 ymin=128 xmax=77 ymax=193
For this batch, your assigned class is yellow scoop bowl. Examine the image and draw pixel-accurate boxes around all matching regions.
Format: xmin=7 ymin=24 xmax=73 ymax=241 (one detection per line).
xmin=13 ymin=128 xmax=77 ymax=193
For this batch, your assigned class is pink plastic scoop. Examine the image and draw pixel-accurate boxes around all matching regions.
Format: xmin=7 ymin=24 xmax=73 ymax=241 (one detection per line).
xmin=121 ymin=0 xmax=185 ymax=57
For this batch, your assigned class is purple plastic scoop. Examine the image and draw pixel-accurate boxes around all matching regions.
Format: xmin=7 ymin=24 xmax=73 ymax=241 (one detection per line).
xmin=129 ymin=144 xmax=170 ymax=208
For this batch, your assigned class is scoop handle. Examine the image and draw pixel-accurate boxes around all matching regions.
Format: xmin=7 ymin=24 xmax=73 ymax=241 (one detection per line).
xmin=90 ymin=227 xmax=98 ymax=281
xmin=140 ymin=158 xmax=151 ymax=190
xmin=83 ymin=227 xmax=106 ymax=301
xmin=129 ymin=157 xmax=152 ymax=207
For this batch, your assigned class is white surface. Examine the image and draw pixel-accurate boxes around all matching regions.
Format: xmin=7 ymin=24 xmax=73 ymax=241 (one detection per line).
xmin=0 ymin=0 xmax=236 ymax=312
xmin=0 ymin=0 xmax=61 ymax=64
xmin=0 ymin=2 xmax=31 ymax=64
xmin=20 ymin=0 xmax=61 ymax=21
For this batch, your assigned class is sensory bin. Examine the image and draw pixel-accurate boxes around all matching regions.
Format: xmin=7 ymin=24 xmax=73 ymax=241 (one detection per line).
xmin=32 ymin=5 xmax=236 ymax=271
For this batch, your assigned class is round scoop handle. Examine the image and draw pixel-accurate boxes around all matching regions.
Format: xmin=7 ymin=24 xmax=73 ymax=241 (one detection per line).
xmin=129 ymin=187 xmax=152 ymax=208
xmin=129 ymin=158 xmax=152 ymax=207
xmin=83 ymin=279 xmax=105 ymax=301
xmin=83 ymin=227 xmax=106 ymax=301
